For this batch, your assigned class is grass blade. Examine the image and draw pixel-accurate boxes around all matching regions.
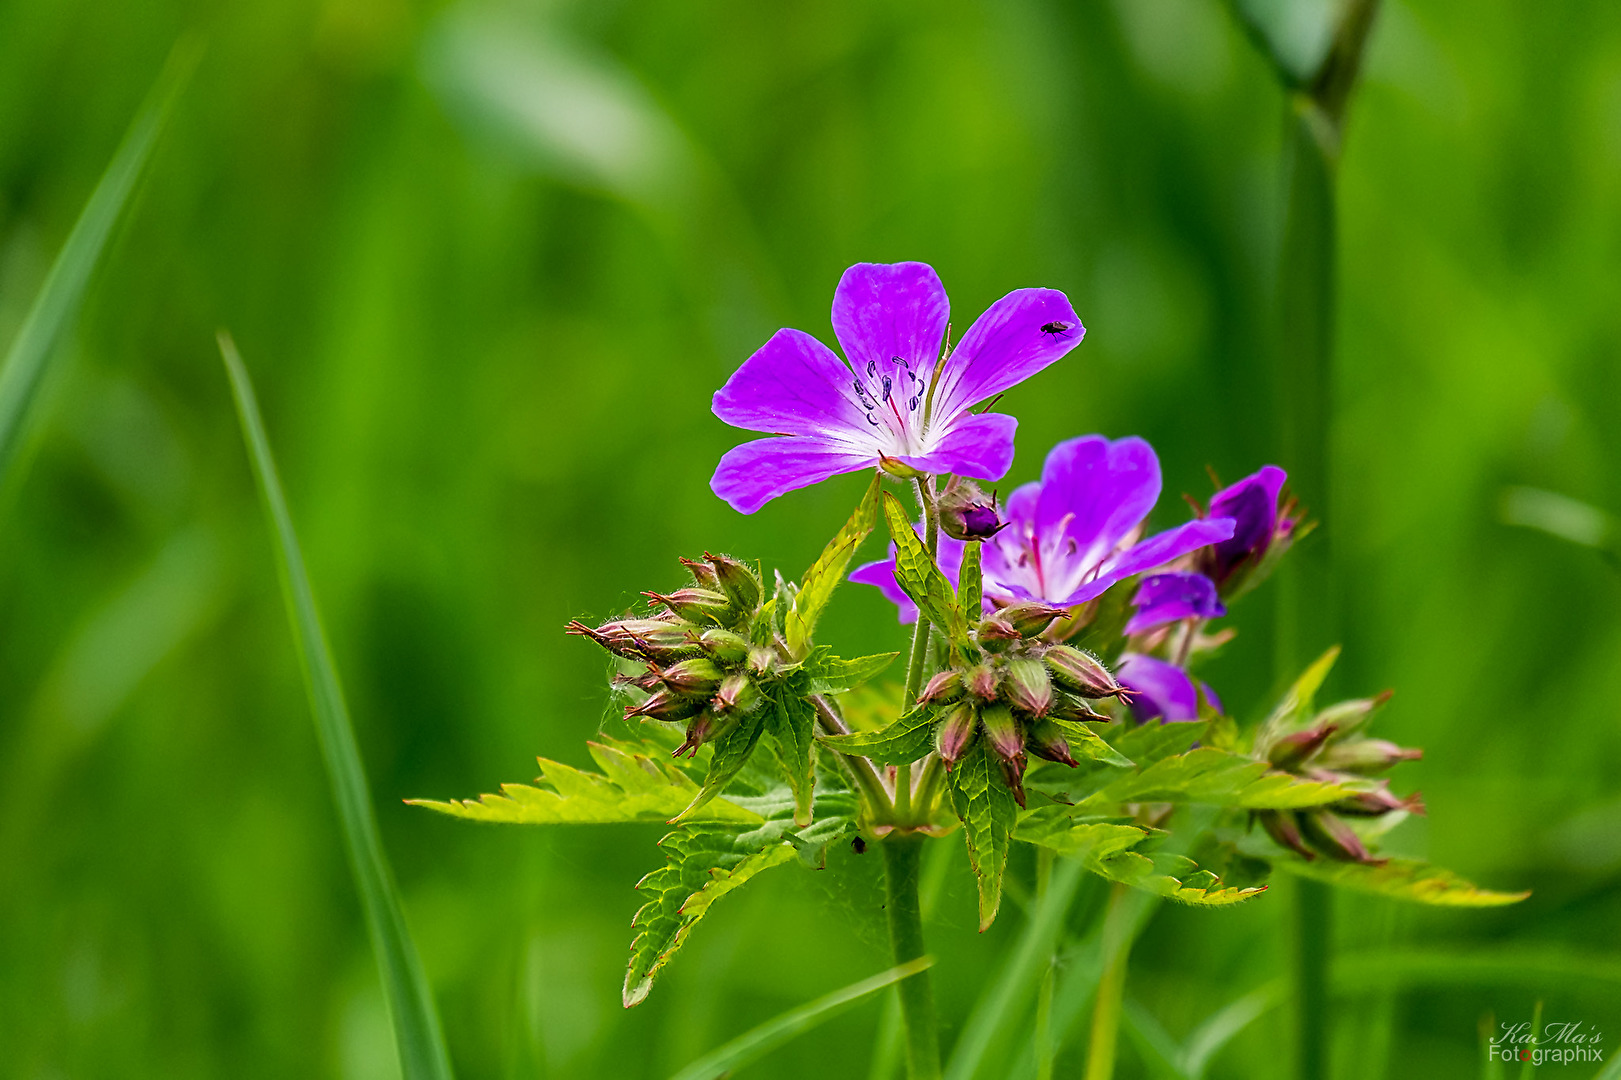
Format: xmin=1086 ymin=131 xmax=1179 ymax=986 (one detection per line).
xmin=1182 ymin=981 xmax=1283 ymax=1079
xmin=670 ymin=957 xmax=934 ymax=1080
xmin=220 ymin=333 xmax=455 ymax=1080
xmin=0 ymin=40 xmax=198 ymax=486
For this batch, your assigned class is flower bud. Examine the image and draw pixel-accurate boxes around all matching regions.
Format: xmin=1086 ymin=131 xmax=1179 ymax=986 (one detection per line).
xmin=679 ymin=557 xmax=720 ymax=590
xmin=938 ymin=479 xmax=1008 ymax=541
xmin=998 ymin=602 xmax=1069 ymax=638
xmin=1044 ymin=646 xmax=1127 ymax=700
xmin=1266 ymin=724 xmax=1337 ymax=770
xmin=979 ymin=704 xmax=1024 ymax=763
xmin=1309 ymin=691 xmax=1393 ymax=738
xmin=977 ymin=614 xmax=1021 ymax=651
xmin=569 ymin=619 xmax=705 ymax=662
xmin=697 ymin=627 xmax=750 ymax=665
xmin=965 ymin=663 xmax=1002 ymax=701
xmin=712 ymin=672 xmax=762 ymax=716
xmin=644 ymin=588 xmax=735 ymax=626
xmin=935 ymin=701 xmax=978 ymax=769
xmin=918 ymin=670 xmax=964 ymax=706
xmin=746 ymin=646 xmax=778 ymax=677
xmin=1004 ymin=657 xmax=1054 ymax=718
xmin=625 ymin=688 xmax=705 ymax=723
xmin=658 ymin=657 xmax=724 ymax=698
xmin=1315 ymin=738 xmax=1422 ymax=774
xmin=1300 ymin=809 xmax=1380 ymax=863
xmin=704 ymin=551 xmax=763 ymax=613
xmin=1259 ymin=810 xmax=1315 ymax=861
xmin=612 ymin=665 xmax=665 ymax=694
xmin=1330 ymin=781 xmax=1425 ymax=818
xmin=674 ymin=712 xmax=717 ymax=757
xmin=1026 ymin=719 xmax=1078 ymax=767
xmin=1051 ymin=693 xmax=1110 ymax=723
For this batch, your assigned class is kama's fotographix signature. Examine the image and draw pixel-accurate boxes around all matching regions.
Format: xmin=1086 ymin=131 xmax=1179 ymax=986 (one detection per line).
xmin=1489 ymin=1021 xmax=1606 ymax=1066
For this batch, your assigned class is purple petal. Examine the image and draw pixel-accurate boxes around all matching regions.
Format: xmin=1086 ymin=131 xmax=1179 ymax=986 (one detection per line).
xmin=1036 ymin=435 xmax=1163 ymax=563
xmin=895 ymin=411 xmax=1017 ymax=480
xmin=1117 ymin=653 xmax=1200 ymax=723
xmin=830 ymin=262 xmax=950 ymax=385
xmin=1208 ymin=464 xmax=1287 ymax=572
xmin=1126 ymin=572 xmax=1226 ymax=634
xmin=1049 ymin=518 xmax=1235 ymax=606
xmin=933 ymin=288 xmax=1082 ymax=420
xmin=710 ymin=437 xmax=876 ymax=514
xmin=850 ymin=529 xmax=971 ymax=624
xmin=1201 ymin=682 xmax=1223 ymax=715
xmin=712 ymin=328 xmax=865 ymax=438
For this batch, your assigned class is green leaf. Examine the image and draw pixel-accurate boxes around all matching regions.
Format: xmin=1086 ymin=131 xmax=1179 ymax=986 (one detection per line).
xmin=948 ymin=740 xmax=1019 ymax=930
xmin=1270 ymin=854 xmax=1530 ymax=907
xmin=674 ymin=712 xmax=768 ymax=822
xmin=0 ymin=43 xmax=197 ymax=489
xmin=1090 ymin=747 xmax=1354 ymax=810
xmin=881 ymin=492 xmax=967 ymax=643
xmin=1048 ymin=719 xmax=1135 ymax=768
xmin=669 ymin=957 xmax=934 ymax=1080
xmin=408 ymin=739 xmax=762 ymax=825
xmin=800 ymin=648 xmax=899 ymax=695
xmin=1105 ymin=720 xmax=1209 ymax=766
xmin=222 ymin=336 xmax=455 ymax=1080
xmin=767 ymin=690 xmax=817 ymax=827
xmin=1016 ymin=812 xmax=1264 ymax=907
xmin=624 ymin=825 xmax=798 ymax=1007
xmin=787 ymin=472 xmax=881 ymax=657
xmin=959 ymin=540 xmax=983 ymax=619
xmin=818 ymin=705 xmax=936 ymax=766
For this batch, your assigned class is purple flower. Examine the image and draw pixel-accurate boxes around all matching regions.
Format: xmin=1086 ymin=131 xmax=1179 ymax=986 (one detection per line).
xmin=853 ymin=434 xmax=1236 ymax=620
xmin=1116 ymin=653 xmax=1206 ymax=723
xmin=1203 ymin=464 xmax=1290 ymax=588
xmin=1126 ymin=571 xmax=1225 ymax=635
xmin=710 ymin=262 xmax=1083 ymax=514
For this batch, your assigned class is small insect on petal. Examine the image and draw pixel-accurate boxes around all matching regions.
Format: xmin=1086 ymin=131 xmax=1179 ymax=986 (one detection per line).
xmin=1040 ymin=321 xmax=1072 ymax=337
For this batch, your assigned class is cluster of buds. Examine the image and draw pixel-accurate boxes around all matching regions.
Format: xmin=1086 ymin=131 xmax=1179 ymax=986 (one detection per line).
xmin=920 ymin=602 xmax=1134 ymax=806
xmin=1253 ymin=691 xmax=1425 ymax=863
xmin=566 ymin=553 xmax=775 ymax=757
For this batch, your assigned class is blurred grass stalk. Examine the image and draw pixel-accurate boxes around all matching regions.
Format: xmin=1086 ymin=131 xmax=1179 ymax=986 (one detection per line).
xmin=1227 ymin=1 xmax=1381 ymax=1077
xmin=220 ymin=333 xmax=455 ymax=1080
xmin=0 ymin=39 xmax=197 ymax=492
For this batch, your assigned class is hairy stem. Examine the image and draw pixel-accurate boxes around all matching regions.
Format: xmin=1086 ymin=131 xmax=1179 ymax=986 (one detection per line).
xmin=812 ymin=694 xmax=891 ymax=815
xmin=1084 ymin=884 xmax=1133 ymax=1080
xmin=882 ymin=835 xmax=941 ymax=1080
xmin=898 ymin=478 xmax=942 ymax=823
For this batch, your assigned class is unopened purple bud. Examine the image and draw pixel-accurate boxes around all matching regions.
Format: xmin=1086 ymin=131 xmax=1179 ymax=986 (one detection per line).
xmin=703 ymin=551 xmax=763 ymax=613
xmin=746 ymin=646 xmax=779 ymax=676
xmin=712 ymin=672 xmax=762 ymax=715
xmin=1310 ymin=690 xmax=1393 ymax=738
xmin=1267 ymin=724 xmax=1337 ymax=770
xmin=1300 ymin=809 xmax=1382 ymax=864
xmin=625 ymin=688 xmax=705 ymax=723
xmin=980 ymin=704 xmax=1024 ymax=763
xmin=679 ymin=557 xmax=720 ymax=590
xmin=1330 ymin=780 xmax=1426 ymax=818
xmin=1044 ymin=646 xmax=1127 ymax=700
xmin=612 ymin=664 xmax=665 ymax=694
xmin=1051 ymin=693 xmax=1110 ymax=723
xmin=1004 ymin=657 xmax=1054 ymax=718
xmin=658 ymin=657 xmax=724 ymax=697
xmin=674 ymin=712 xmax=717 ymax=757
xmin=1316 ymin=738 xmax=1422 ymax=774
xmin=935 ymin=701 xmax=978 ymax=769
xmin=918 ymin=670 xmax=963 ymax=706
xmin=1026 ymin=719 xmax=1078 ymax=767
xmin=1259 ymin=810 xmax=1315 ymax=861
xmin=644 ymin=588 xmax=735 ymax=626
xmin=966 ymin=663 xmax=1002 ymax=701
xmin=938 ymin=479 xmax=1008 ymax=541
xmin=977 ymin=614 xmax=1021 ymax=650
xmin=998 ymin=602 xmax=1069 ymax=638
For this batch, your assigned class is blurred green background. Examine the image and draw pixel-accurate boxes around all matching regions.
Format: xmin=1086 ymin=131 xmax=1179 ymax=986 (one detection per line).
xmin=2 ymin=0 xmax=1618 ymax=1076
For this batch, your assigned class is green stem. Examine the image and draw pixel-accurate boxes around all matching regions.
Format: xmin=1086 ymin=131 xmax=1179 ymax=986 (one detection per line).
xmin=1034 ymin=846 xmax=1056 ymax=1080
xmin=897 ymin=478 xmax=942 ymax=823
xmin=1292 ymin=879 xmax=1332 ymax=1080
xmin=882 ymin=835 xmax=941 ymax=1080
xmin=811 ymin=695 xmax=891 ymax=815
xmin=1084 ymin=884 xmax=1133 ymax=1080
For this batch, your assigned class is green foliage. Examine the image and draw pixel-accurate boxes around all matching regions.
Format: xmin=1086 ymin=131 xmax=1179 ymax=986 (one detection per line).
xmin=1270 ymin=854 xmax=1531 ymax=907
xmin=959 ymin=540 xmax=983 ymax=619
xmin=787 ymin=473 xmax=882 ymax=657
xmin=1017 ymin=810 xmax=1264 ymax=907
xmin=408 ymin=738 xmax=761 ymax=825
xmin=1085 ymin=746 xmax=1354 ymax=810
xmin=675 ymin=712 xmax=769 ymax=823
xmin=767 ymin=687 xmax=818 ymax=827
xmin=1047 ymin=719 xmax=1135 ymax=768
xmin=222 ymin=338 xmax=455 ymax=1080
xmin=881 ymin=492 xmax=969 ymax=646
xmin=1254 ymin=645 xmax=1340 ymax=756
xmin=800 ymin=648 xmax=899 ymax=695
xmin=624 ymin=826 xmax=798 ymax=1007
xmin=947 ymin=740 xmax=1019 ymax=930
xmin=818 ymin=704 xmax=937 ymax=766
